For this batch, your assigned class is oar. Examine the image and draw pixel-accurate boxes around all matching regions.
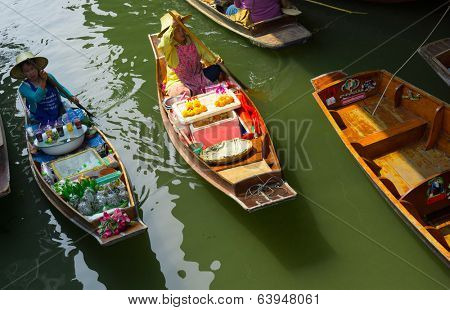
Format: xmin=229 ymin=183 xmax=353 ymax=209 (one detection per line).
xmin=168 ymin=11 xmax=264 ymax=99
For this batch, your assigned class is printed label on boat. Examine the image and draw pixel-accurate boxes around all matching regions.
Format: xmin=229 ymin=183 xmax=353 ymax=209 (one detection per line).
xmin=426 ymin=177 xmax=446 ymax=205
xmin=341 ymin=93 xmax=366 ymax=105
xmin=325 ymin=96 xmax=336 ymax=106
xmin=362 ymin=79 xmax=377 ymax=91
xmin=341 ymin=78 xmax=360 ymax=92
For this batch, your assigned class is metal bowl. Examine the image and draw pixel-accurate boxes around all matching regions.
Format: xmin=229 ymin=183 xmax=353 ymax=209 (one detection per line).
xmin=34 ymin=125 xmax=87 ymax=156
xmin=163 ymin=95 xmax=184 ymax=111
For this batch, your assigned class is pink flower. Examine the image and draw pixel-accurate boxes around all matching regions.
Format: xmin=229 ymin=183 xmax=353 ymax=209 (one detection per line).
xmin=102 ymin=228 xmax=112 ymax=239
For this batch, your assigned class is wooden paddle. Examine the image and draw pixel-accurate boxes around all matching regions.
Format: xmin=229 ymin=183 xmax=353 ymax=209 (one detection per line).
xmin=168 ymin=11 xmax=264 ymax=99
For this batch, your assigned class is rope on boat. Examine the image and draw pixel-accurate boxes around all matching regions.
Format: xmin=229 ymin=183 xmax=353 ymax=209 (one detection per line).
xmin=302 ymin=0 xmax=367 ymax=15
xmin=245 ymin=176 xmax=288 ymax=201
xmin=371 ymin=4 xmax=450 ymax=116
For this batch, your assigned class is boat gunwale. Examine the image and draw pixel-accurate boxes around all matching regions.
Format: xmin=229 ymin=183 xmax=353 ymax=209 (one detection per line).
xmin=0 ymin=115 xmax=10 ymax=197
xmin=418 ymin=38 xmax=450 ymax=86
xmin=311 ymin=69 xmax=450 ymax=265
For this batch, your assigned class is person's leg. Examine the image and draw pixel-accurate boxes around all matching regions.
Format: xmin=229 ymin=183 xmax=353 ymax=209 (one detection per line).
xmin=202 ymin=64 xmax=222 ymax=82
xmin=225 ymin=4 xmax=239 ymax=15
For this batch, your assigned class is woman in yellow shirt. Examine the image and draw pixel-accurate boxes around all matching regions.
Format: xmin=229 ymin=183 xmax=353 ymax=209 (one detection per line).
xmin=157 ymin=11 xmax=223 ymax=97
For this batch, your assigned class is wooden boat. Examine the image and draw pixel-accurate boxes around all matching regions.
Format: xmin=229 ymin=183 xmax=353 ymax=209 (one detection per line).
xmin=184 ymin=0 xmax=311 ymax=48
xmin=18 ymin=95 xmax=147 ymax=246
xmin=148 ymin=33 xmax=297 ymax=211
xmin=311 ymin=70 xmax=450 ymax=264
xmin=419 ymin=38 xmax=450 ymax=86
xmin=0 ymin=115 xmax=10 ymax=198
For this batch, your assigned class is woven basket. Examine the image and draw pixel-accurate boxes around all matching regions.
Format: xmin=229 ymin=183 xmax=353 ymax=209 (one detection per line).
xmin=200 ymin=138 xmax=253 ymax=165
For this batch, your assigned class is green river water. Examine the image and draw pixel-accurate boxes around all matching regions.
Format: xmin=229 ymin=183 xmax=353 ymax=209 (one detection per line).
xmin=0 ymin=0 xmax=449 ymax=289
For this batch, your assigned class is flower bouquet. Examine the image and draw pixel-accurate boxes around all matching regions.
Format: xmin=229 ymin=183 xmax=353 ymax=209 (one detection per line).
xmin=97 ymin=209 xmax=131 ymax=239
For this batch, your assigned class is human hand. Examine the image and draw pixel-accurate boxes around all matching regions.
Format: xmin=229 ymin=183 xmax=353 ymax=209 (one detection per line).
xmin=39 ymin=70 xmax=48 ymax=81
xmin=70 ymin=96 xmax=80 ymax=104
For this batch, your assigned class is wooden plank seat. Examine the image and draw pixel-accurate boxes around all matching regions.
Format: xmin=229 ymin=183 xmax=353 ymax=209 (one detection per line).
xmin=350 ymin=118 xmax=428 ymax=158
xmin=400 ymin=170 xmax=450 ymax=222
xmin=218 ymin=160 xmax=272 ymax=184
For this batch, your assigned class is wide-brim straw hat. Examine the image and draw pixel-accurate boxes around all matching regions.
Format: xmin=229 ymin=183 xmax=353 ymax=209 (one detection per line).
xmin=10 ymin=51 xmax=48 ymax=80
xmin=157 ymin=10 xmax=191 ymax=38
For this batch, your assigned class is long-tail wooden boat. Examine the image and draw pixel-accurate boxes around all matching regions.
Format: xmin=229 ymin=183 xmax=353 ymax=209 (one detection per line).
xmin=184 ymin=0 xmax=311 ymax=48
xmin=18 ymin=95 xmax=147 ymax=245
xmin=148 ymin=33 xmax=297 ymax=211
xmin=311 ymin=70 xmax=450 ymax=264
xmin=0 ymin=115 xmax=10 ymax=198
xmin=419 ymin=38 xmax=450 ymax=86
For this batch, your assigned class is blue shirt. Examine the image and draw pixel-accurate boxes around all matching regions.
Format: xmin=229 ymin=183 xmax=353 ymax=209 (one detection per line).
xmin=19 ymin=73 xmax=73 ymax=123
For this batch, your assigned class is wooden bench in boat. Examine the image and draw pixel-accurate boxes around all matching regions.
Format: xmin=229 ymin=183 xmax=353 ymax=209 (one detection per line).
xmin=218 ymin=160 xmax=272 ymax=184
xmin=350 ymin=118 xmax=428 ymax=158
xmin=399 ymin=170 xmax=450 ymax=250
xmin=400 ymin=170 xmax=450 ymax=222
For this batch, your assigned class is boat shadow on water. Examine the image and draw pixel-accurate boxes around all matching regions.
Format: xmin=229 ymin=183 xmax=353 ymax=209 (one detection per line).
xmin=210 ymin=185 xmax=335 ymax=270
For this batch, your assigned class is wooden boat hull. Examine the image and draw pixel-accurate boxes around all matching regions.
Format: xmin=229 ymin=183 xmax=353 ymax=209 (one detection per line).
xmin=185 ymin=0 xmax=311 ymax=48
xmin=311 ymin=70 xmax=450 ymax=265
xmin=19 ymin=96 xmax=147 ymax=246
xmin=419 ymin=38 xmax=450 ymax=86
xmin=149 ymin=34 xmax=297 ymax=211
xmin=0 ymin=115 xmax=10 ymax=198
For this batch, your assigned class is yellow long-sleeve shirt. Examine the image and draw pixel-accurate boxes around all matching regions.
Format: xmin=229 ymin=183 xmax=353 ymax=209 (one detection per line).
xmin=157 ymin=25 xmax=218 ymax=90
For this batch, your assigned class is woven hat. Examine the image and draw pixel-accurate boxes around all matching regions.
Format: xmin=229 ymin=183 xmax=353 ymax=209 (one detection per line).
xmin=158 ymin=10 xmax=191 ymax=38
xmin=10 ymin=51 xmax=48 ymax=80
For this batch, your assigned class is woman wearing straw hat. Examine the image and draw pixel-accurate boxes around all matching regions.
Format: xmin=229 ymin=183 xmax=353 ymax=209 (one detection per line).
xmin=157 ymin=11 xmax=223 ymax=97
xmin=10 ymin=52 xmax=79 ymax=124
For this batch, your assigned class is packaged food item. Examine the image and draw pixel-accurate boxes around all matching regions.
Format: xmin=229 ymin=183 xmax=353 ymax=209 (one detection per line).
xmin=56 ymin=121 xmax=65 ymax=137
xmin=77 ymin=201 xmax=93 ymax=216
xmin=26 ymin=126 xmax=34 ymax=138
xmin=102 ymin=154 xmax=119 ymax=168
xmin=66 ymin=121 xmax=73 ymax=132
xmin=74 ymin=118 xmax=82 ymax=130
xmin=41 ymin=163 xmax=56 ymax=185
xmin=182 ymin=98 xmax=207 ymax=117
xmin=45 ymin=124 xmax=53 ymax=137
xmin=35 ymin=129 xmax=44 ymax=142
xmin=214 ymin=94 xmax=234 ymax=107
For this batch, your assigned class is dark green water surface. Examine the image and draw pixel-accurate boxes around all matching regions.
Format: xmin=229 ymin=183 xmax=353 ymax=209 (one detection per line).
xmin=0 ymin=0 xmax=449 ymax=289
